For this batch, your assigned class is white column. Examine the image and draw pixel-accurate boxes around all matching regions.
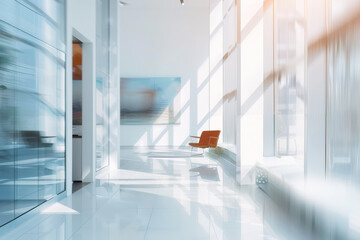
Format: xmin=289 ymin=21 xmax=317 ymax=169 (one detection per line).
xmin=263 ymin=0 xmax=275 ymax=157
xmin=109 ymin=0 xmax=121 ymax=170
xmin=304 ymin=0 xmax=327 ymax=180
xmin=65 ymin=0 xmax=73 ymax=196
xmin=82 ymin=42 xmax=96 ymax=183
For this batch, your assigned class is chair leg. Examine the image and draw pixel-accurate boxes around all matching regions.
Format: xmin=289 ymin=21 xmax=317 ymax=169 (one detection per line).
xmin=189 ymin=147 xmax=204 ymax=157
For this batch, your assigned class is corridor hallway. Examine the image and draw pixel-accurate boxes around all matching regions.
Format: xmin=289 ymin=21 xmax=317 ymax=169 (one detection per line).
xmin=0 ymin=148 xmax=278 ymax=240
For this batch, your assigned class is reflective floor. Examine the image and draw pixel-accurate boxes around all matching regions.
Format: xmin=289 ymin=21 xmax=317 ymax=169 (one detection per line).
xmin=0 ymin=148 xmax=278 ymax=240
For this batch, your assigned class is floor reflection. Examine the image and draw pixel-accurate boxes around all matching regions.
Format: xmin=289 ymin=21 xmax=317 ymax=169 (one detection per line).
xmin=190 ymin=165 xmax=220 ymax=181
xmin=0 ymin=147 xmax=279 ymax=240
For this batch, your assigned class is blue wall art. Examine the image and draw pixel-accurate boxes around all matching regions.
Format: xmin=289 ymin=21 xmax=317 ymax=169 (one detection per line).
xmin=120 ymin=77 xmax=181 ymax=125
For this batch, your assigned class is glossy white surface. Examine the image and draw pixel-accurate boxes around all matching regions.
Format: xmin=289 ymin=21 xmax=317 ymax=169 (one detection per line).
xmin=0 ymin=148 xmax=278 ymax=240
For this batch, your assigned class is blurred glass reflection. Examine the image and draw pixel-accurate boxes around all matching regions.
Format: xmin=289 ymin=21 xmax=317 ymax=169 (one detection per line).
xmin=274 ymin=0 xmax=305 ymax=159
xmin=327 ymin=22 xmax=360 ymax=187
xmin=0 ymin=0 xmax=65 ymax=226
xmin=0 ymin=24 xmax=16 ymax=226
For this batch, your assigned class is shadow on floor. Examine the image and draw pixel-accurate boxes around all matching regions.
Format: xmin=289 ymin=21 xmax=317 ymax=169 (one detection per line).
xmin=189 ymin=165 xmax=220 ymax=181
xmin=72 ymin=182 xmax=90 ymax=193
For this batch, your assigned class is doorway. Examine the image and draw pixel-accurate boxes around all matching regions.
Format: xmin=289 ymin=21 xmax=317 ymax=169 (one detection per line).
xmin=72 ymin=37 xmax=83 ymax=183
xmin=68 ymin=28 xmax=96 ymax=194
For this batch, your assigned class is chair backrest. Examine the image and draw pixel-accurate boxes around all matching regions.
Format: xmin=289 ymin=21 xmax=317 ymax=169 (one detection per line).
xmin=199 ymin=130 xmax=221 ymax=148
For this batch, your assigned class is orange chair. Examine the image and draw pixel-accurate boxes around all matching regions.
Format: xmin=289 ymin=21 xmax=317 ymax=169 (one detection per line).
xmin=189 ymin=130 xmax=221 ymax=151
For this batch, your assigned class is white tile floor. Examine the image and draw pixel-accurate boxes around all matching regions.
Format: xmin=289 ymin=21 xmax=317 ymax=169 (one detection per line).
xmin=0 ymin=148 xmax=279 ymax=240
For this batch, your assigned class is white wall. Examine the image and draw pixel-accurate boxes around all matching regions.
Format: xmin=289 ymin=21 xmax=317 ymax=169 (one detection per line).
xmin=119 ymin=3 xmax=210 ymax=147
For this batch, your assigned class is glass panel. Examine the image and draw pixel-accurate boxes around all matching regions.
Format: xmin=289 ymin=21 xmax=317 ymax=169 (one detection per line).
xmin=37 ymin=44 xmax=62 ymax=201
xmin=15 ymin=0 xmax=66 ymax=51
xmin=274 ymin=0 xmax=305 ymax=159
xmin=327 ymin=21 xmax=360 ymax=186
xmin=0 ymin=0 xmax=17 ymax=28
xmin=14 ymin=38 xmax=40 ymax=217
xmin=0 ymin=23 xmax=16 ymax=226
xmin=0 ymin=0 xmax=65 ymax=226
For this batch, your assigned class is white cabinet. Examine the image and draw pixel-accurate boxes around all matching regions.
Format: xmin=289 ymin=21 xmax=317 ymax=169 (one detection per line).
xmin=72 ymin=137 xmax=83 ymax=181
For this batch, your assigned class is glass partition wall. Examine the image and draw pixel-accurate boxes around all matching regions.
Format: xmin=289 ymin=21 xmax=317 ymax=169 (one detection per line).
xmin=327 ymin=0 xmax=360 ymax=187
xmin=0 ymin=0 xmax=66 ymax=226
xmin=274 ymin=0 xmax=305 ymax=159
